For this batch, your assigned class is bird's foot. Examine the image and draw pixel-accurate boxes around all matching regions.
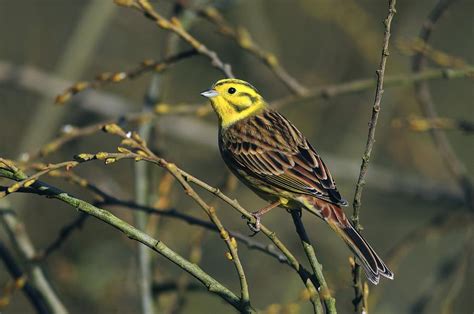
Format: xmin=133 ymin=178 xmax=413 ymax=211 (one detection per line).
xmin=246 ymin=213 xmax=261 ymax=235
xmin=286 ymin=208 xmax=302 ymax=218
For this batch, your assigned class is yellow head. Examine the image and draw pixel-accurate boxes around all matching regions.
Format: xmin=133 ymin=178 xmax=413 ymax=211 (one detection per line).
xmin=201 ymin=79 xmax=267 ymax=128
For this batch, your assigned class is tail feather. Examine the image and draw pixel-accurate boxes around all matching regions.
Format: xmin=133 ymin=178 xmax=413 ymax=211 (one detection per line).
xmin=306 ymin=197 xmax=394 ymax=284
xmin=330 ymin=221 xmax=394 ymax=284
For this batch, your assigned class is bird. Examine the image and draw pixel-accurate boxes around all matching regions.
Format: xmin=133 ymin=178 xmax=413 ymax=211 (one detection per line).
xmin=201 ymin=78 xmax=394 ymax=285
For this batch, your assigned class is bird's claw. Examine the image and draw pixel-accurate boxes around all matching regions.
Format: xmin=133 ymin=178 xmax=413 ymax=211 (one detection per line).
xmin=247 ymin=213 xmax=261 ymax=235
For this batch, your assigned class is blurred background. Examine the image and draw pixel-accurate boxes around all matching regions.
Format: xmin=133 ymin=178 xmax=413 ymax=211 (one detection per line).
xmin=0 ymin=0 xmax=473 ymax=313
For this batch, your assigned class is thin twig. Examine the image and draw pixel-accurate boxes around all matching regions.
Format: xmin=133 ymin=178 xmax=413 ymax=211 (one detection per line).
xmin=351 ymin=1 xmax=397 ymax=312
xmin=412 ymin=0 xmax=473 ymax=210
xmin=165 ymin=173 xmax=238 ymax=314
xmin=197 ymin=6 xmax=307 ymax=95
xmin=34 ymin=213 xmax=89 ymax=261
xmin=26 ymin=112 xmax=155 ymax=161
xmin=272 ymin=66 xmax=474 ymax=109
xmin=1 ymin=160 xmax=78 ymax=197
xmin=55 ymin=49 xmax=197 ymax=105
xmin=115 ymin=0 xmax=233 ymax=78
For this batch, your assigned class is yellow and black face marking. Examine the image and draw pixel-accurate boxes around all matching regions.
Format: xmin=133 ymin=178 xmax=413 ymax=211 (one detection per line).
xmin=201 ymin=79 xmax=266 ymax=128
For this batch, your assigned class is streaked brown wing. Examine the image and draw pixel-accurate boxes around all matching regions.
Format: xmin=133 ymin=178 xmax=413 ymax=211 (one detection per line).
xmin=220 ymin=109 xmax=348 ymax=206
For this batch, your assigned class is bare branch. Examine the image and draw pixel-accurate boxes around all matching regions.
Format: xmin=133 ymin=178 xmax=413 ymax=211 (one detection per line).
xmin=351 ymin=1 xmax=397 ymax=312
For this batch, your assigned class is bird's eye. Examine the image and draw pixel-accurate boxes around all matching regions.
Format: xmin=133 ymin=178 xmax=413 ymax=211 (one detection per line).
xmin=228 ymin=87 xmax=236 ymax=94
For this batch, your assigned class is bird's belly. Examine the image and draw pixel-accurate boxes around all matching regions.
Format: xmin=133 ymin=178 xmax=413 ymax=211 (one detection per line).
xmin=232 ymin=168 xmax=301 ymax=210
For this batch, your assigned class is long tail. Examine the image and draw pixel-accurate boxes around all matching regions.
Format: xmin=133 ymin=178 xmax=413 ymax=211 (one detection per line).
xmin=307 ymin=198 xmax=394 ymax=284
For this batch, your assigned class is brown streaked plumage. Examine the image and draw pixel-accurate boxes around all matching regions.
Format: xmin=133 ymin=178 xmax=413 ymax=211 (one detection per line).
xmin=201 ymin=79 xmax=394 ymax=284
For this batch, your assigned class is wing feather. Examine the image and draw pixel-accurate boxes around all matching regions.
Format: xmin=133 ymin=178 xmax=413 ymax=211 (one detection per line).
xmin=220 ymin=109 xmax=347 ymax=206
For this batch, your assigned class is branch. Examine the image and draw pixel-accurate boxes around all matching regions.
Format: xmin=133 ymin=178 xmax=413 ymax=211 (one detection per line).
xmin=412 ymin=0 xmax=473 ymax=210
xmin=291 ymin=211 xmax=335 ymax=314
xmin=162 ymin=173 xmax=238 ymax=314
xmin=351 ymin=1 xmax=397 ymax=312
xmin=115 ymin=0 xmax=233 ymax=78
xmin=1 ymin=160 xmax=78 ymax=197
xmin=196 ymin=6 xmax=307 ymax=95
xmin=0 ymin=167 xmax=251 ymax=313
xmin=72 ymin=124 xmax=323 ymax=311
xmin=0 ymin=164 xmax=289 ymax=265
xmin=34 ymin=213 xmax=89 ymax=261
xmin=55 ymin=49 xmax=197 ymax=105
xmin=272 ymin=66 xmax=474 ymax=109
xmin=2 ymin=59 xmax=472 ymax=120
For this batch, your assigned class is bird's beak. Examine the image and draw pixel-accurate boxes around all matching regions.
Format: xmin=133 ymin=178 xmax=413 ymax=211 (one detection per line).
xmin=200 ymin=89 xmax=219 ymax=98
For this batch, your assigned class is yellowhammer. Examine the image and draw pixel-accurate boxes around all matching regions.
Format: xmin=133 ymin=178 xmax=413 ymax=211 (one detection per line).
xmin=201 ymin=78 xmax=393 ymax=284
